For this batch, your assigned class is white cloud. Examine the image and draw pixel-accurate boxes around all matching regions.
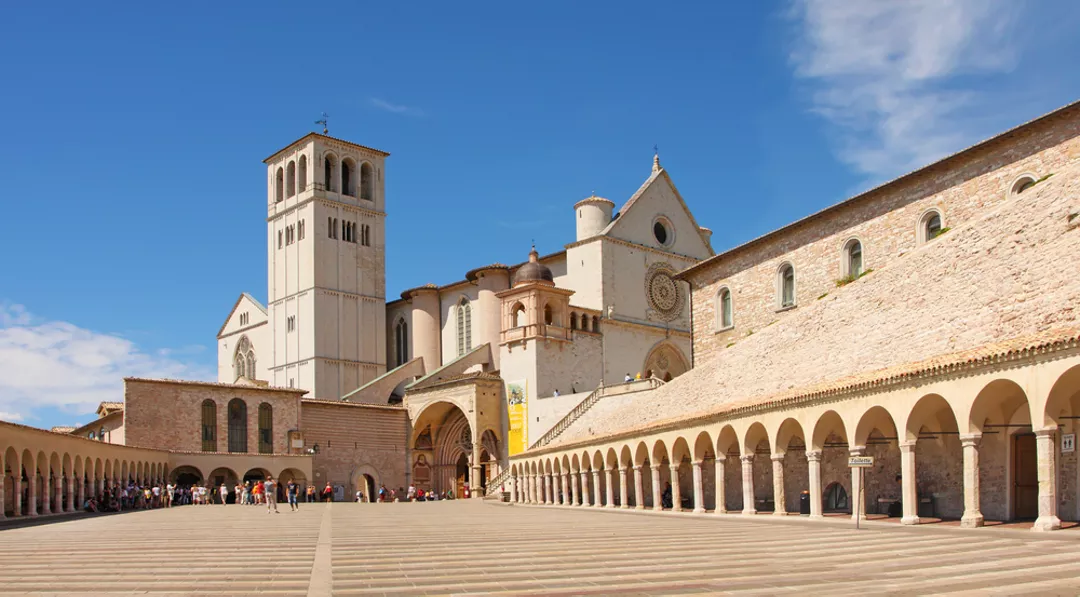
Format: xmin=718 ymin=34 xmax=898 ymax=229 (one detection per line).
xmin=0 ymin=303 xmax=214 ymax=425
xmin=370 ymin=97 xmax=425 ymax=117
xmin=789 ymin=0 xmax=1019 ymax=180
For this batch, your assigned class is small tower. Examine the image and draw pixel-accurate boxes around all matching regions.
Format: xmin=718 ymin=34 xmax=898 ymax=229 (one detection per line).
xmin=263 ymin=133 xmax=390 ymax=397
xmin=574 ymin=195 xmax=614 ymax=242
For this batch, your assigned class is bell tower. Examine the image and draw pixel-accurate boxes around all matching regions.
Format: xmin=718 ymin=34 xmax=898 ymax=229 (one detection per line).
xmin=263 ymin=133 xmax=390 ymax=398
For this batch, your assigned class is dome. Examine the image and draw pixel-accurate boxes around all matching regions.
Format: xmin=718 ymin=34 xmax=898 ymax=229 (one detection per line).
xmin=513 ymin=246 xmax=554 ymax=286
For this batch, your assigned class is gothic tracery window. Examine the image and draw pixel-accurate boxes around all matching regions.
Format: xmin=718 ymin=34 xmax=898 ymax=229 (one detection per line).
xmin=234 ymin=335 xmax=256 ymax=381
xmin=456 ymin=298 xmax=472 ymax=357
xmin=395 ymin=318 xmax=409 ymax=367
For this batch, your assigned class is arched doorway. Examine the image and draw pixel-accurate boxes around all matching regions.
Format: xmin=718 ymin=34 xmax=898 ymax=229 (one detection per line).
xmin=361 ymin=474 xmax=375 ymax=502
xmin=455 ymin=453 xmax=470 ymax=498
xmin=170 ymin=465 xmax=204 ymax=487
xmin=642 ymin=341 xmax=689 ymax=382
xmin=410 ymin=401 xmax=479 ymax=498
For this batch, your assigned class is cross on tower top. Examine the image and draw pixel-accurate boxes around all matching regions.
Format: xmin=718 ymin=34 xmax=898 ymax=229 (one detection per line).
xmin=315 ymin=112 xmax=329 ymax=135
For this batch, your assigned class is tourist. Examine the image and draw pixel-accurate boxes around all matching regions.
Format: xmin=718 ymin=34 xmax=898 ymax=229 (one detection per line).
xmin=83 ymin=497 xmax=98 ymax=513
xmin=553 ymin=389 xmax=560 ymax=397
xmin=287 ymin=480 xmax=299 ymax=511
xmin=322 ymin=482 xmax=333 ymax=503
xmin=355 ymin=489 xmax=364 ymax=502
xmin=254 ymin=480 xmax=265 ymax=505
xmin=407 ymin=484 xmax=416 ymax=501
xmin=662 ymin=482 xmax=673 ymax=509
xmin=243 ymin=481 xmax=252 ymax=505
xmin=165 ymin=482 xmax=174 ymax=508
xmin=306 ymin=484 xmax=315 ymax=503
xmin=378 ymin=484 xmax=387 ymax=502
xmin=265 ymin=475 xmax=279 ymax=513
xmin=624 ymin=373 xmax=633 ymax=383
xmin=152 ymin=484 xmax=161 ymax=507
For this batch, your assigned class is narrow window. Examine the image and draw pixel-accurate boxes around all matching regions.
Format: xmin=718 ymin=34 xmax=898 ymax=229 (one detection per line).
xmin=341 ymin=159 xmax=355 ymax=196
xmin=286 ymin=161 xmax=296 ymax=197
xmin=395 ymin=318 xmax=408 ymax=367
xmin=324 ymin=157 xmax=333 ymax=190
xmin=511 ymin=303 xmax=525 ymax=328
xmin=544 ymin=303 xmax=553 ymax=325
xmin=456 ymin=298 xmax=472 ymax=357
xmin=780 ymin=264 xmax=795 ymax=308
xmin=278 ymin=231 xmax=283 ymax=249
xmin=719 ymin=288 xmax=733 ymax=329
xmin=920 ymin=210 xmax=943 ymax=244
xmin=361 ymin=162 xmax=374 ymax=200
xmin=201 ymin=400 xmax=217 ymax=452
xmin=227 ymin=399 xmax=247 ymax=453
xmin=258 ymin=403 xmax=273 ymax=454
xmin=570 ymin=313 xmax=578 ymax=330
xmin=298 ymin=155 xmax=307 ymax=192
xmin=275 ymin=167 xmax=284 ymax=202
xmin=328 ymin=217 xmax=333 ymax=238
xmin=846 ymin=240 xmax=863 ymax=278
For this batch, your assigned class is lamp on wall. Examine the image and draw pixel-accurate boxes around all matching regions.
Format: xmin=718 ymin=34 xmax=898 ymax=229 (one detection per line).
xmin=307 ymin=443 xmax=320 ymax=455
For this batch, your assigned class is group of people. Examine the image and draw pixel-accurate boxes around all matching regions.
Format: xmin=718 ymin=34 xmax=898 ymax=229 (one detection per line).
xmin=83 ymin=481 xmax=180 ymax=513
xmin=84 ymin=478 xmax=307 ymax=513
xmin=366 ymin=483 xmax=457 ymax=503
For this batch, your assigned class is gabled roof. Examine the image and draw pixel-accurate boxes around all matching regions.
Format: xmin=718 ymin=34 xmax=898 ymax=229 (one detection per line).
xmin=96 ymin=402 xmax=124 ymax=417
xmin=216 ymin=292 xmax=267 ymax=338
xmin=600 ymin=167 xmax=713 ymax=253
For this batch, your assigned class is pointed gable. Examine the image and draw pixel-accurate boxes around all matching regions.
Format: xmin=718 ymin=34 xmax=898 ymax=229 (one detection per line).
xmin=601 ymin=167 xmax=714 ymax=259
xmin=217 ymin=292 xmax=268 ymax=338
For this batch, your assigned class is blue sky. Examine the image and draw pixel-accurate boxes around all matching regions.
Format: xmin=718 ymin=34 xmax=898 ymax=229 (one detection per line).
xmin=2 ymin=1 xmax=1079 ymax=429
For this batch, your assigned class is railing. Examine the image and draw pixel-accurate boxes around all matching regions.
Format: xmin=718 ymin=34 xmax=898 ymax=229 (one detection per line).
xmin=500 ymin=323 xmax=574 ymax=344
xmin=486 ymin=467 xmax=513 ymax=496
xmin=530 ymin=378 xmax=663 ymax=450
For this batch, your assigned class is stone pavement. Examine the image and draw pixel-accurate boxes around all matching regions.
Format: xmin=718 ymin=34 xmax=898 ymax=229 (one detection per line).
xmin=1 ymin=501 xmax=1080 ymax=596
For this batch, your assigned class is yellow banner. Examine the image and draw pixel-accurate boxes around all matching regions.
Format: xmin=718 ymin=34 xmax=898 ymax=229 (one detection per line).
xmin=507 ymin=380 xmax=528 ymax=456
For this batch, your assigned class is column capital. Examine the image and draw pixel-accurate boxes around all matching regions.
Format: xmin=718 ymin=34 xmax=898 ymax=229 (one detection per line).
xmin=805 ymin=450 xmax=822 ymax=462
xmin=848 ymin=446 xmax=866 ymax=456
xmin=740 ymin=454 xmax=755 ymax=463
xmin=1034 ymin=428 xmax=1056 ymax=438
xmin=668 ymin=463 xmax=680 ymax=472
xmin=715 ymin=453 xmax=727 ymax=462
xmin=899 ymin=439 xmax=917 ymax=450
xmin=959 ymin=433 xmax=982 ymax=447
xmin=691 ymin=460 xmax=703 ymax=467
xmin=770 ymin=453 xmax=785 ymax=463
xmin=632 ymin=465 xmax=642 ymax=471
xmin=651 ymin=463 xmax=663 ymax=472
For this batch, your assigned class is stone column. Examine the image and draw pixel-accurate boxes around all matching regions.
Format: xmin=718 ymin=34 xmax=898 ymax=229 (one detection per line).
xmin=562 ymin=473 xmax=571 ymax=504
xmin=651 ymin=465 xmax=663 ymax=511
xmin=12 ymin=478 xmax=21 ymax=517
xmin=741 ymin=455 xmax=756 ymax=515
xmin=0 ymin=477 xmax=5 ymax=519
xmin=552 ymin=474 xmax=560 ymax=505
xmin=591 ymin=470 xmax=601 ymax=507
xmin=97 ymin=478 xmax=104 ymax=500
xmin=691 ymin=460 xmax=705 ymax=513
xmin=571 ymin=472 xmax=580 ymax=505
xmin=28 ymin=475 xmax=38 ymax=516
xmin=715 ymin=455 xmax=727 ymax=514
xmin=66 ymin=476 xmax=76 ymax=513
xmin=580 ymin=472 xmax=591 ymax=506
xmin=532 ymin=474 xmax=540 ymax=504
xmin=633 ymin=465 xmax=645 ymax=509
xmin=900 ymin=441 xmax=920 ymax=525
xmin=960 ymin=433 xmax=984 ymax=528
xmin=1033 ymin=428 xmax=1062 ymax=532
xmin=53 ymin=477 xmax=63 ymax=514
xmin=471 ymin=441 xmax=482 ymax=499
xmin=546 ymin=474 xmax=553 ymax=504
xmin=41 ymin=476 xmax=51 ymax=515
xmin=618 ymin=467 xmax=629 ymax=509
xmin=604 ymin=469 xmax=615 ymax=508
xmin=850 ymin=447 xmax=867 ymax=521
xmin=806 ymin=450 xmax=823 ymax=519
xmin=669 ymin=464 xmax=682 ymax=512
xmin=77 ymin=475 xmax=86 ymax=510
xmin=771 ymin=454 xmax=786 ymax=516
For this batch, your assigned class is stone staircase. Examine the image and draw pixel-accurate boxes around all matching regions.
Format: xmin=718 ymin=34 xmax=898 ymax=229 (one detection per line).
xmin=530 ymin=378 xmax=663 ymax=450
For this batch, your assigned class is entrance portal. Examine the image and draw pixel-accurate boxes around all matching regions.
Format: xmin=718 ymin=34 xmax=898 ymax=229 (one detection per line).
xmin=456 ymin=453 xmax=470 ymax=498
xmin=1013 ymin=433 xmax=1038 ymax=519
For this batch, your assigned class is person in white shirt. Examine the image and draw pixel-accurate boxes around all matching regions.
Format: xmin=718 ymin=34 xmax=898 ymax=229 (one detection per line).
xmin=219 ymin=484 xmax=229 ymax=505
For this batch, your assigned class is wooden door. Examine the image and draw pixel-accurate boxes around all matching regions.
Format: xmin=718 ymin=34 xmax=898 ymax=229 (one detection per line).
xmin=1013 ymin=433 xmax=1039 ymax=519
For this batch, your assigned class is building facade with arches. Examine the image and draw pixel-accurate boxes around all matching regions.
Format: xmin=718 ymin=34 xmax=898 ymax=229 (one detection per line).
xmin=505 ymin=100 xmax=1080 ymax=531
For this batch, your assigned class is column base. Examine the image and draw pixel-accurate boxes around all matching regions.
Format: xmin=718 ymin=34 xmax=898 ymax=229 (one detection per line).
xmin=653 ymin=506 xmax=663 ymax=512
xmin=773 ymin=510 xmax=787 ymax=516
xmin=635 ymin=505 xmax=645 ymax=510
xmin=742 ymin=508 xmax=757 ymax=516
xmin=692 ymin=507 xmax=705 ymax=514
xmin=960 ymin=513 xmax=984 ymax=528
xmin=1032 ymin=515 xmax=1062 ymax=532
xmin=619 ymin=504 xmax=630 ymax=509
xmin=901 ymin=515 xmax=921 ymax=525
xmin=605 ymin=504 xmax=615 ymax=509
xmin=715 ymin=509 xmax=727 ymax=515
xmin=808 ymin=514 xmax=824 ymax=520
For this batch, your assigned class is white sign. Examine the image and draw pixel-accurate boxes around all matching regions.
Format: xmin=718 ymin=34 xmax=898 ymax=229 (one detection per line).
xmin=1063 ymin=434 xmax=1076 ymax=454
xmin=848 ymin=456 xmax=875 ymax=468
xmin=292 ymin=439 xmax=304 ymax=448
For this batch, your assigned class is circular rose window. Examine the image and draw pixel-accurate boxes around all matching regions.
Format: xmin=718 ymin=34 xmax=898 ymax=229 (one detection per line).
xmin=645 ymin=263 xmax=683 ymax=321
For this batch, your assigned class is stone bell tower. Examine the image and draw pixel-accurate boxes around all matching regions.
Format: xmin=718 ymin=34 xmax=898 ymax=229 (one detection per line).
xmin=263 ymin=133 xmax=390 ymax=398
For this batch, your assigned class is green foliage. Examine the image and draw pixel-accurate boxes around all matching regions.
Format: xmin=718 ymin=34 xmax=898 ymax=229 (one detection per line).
xmin=726 ymin=342 xmax=736 ymax=348
xmin=817 ymin=292 xmax=829 ymax=300
xmin=931 ymin=227 xmax=951 ymax=239
xmin=835 ymin=268 xmax=874 ymax=287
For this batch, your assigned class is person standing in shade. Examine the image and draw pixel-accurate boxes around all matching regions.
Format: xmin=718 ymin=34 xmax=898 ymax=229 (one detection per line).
xmin=219 ymin=483 xmax=228 ymax=505
xmin=287 ymin=480 xmax=299 ymax=511
xmin=265 ymin=475 xmax=279 ymax=513
xmin=306 ymin=484 xmax=316 ymax=503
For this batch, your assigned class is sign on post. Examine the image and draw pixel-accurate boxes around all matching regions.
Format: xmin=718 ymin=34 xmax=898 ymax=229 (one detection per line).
xmin=848 ymin=456 xmax=875 ymax=468
xmin=848 ymin=456 xmax=874 ymax=529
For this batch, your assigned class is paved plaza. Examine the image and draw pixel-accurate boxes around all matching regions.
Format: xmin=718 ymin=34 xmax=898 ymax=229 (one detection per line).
xmin=2 ymin=501 xmax=1080 ymax=596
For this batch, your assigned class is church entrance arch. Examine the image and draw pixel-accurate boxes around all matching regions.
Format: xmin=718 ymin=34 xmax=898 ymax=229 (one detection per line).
xmin=642 ymin=341 xmax=689 ymax=382
xmin=411 ymin=400 xmax=477 ymax=499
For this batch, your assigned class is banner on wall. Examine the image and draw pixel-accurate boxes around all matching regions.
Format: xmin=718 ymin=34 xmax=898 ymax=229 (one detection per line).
xmin=506 ymin=380 xmax=528 ymax=456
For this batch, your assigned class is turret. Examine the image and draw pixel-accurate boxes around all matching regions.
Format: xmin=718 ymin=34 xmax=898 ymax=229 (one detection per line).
xmin=574 ymin=195 xmax=615 ymax=242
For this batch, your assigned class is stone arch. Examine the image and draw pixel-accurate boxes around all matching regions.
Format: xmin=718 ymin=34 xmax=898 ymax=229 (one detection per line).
xmin=411 ymin=400 xmax=474 ymax=497
xmin=349 ymin=464 xmax=380 ymax=501
xmin=811 ymin=410 xmax=848 ymax=451
xmin=619 ymin=444 xmax=633 ymax=469
xmin=1043 ymin=363 xmax=1080 ymax=429
xmin=743 ymin=422 xmax=769 ymax=454
xmin=774 ymin=418 xmax=805 ymax=456
xmin=642 ymin=341 xmax=689 ymax=382
xmin=854 ymin=405 xmax=899 ymax=447
xmin=903 ymin=394 xmax=963 ymax=520
xmin=169 ymin=465 xmax=204 ymax=486
xmin=966 ymin=378 xmax=1035 ymax=522
xmin=571 ymin=453 xmax=581 ymax=473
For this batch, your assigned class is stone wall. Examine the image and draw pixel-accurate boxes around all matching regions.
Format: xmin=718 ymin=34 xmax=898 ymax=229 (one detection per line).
xmin=686 ymin=105 xmax=1080 ymax=367
xmin=123 ymin=378 xmax=304 ymax=455
xmin=300 ymin=399 xmax=408 ymax=497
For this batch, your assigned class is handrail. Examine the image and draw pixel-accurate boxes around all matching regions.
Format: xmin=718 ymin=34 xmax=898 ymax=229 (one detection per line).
xmin=529 ymin=378 xmax=663 ymax=450
xmin=486 ymin=467 xmax=513 ymax=496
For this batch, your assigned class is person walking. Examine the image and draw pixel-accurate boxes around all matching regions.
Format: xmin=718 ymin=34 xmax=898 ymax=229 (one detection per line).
xmin=265 ymin=475 xmax=279 ymax=513
xmin=219 ymin=483 xmax=229 ymax=505
xmin=322 ymin=482 xmax=334 ymax=503
xmin=306 ymin=485 xmax=315 ymax=503
xmin=287 ymin=480 xmax=299 ymax=511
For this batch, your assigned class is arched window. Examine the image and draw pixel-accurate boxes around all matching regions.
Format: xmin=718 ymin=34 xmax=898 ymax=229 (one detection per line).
xmin=717 ymin=288 xmax=733 ymax=329
xmin=286 ymin=161 xmax=296 ymax=198
xmin=778 ymin=264 xmax=796 ymax=308
xmin=592 ymin=315 xmax=600 ymax=333
xmin=511 ymin=303 xmax=525 ymax=328
xmin=275 ymin=167 xmax=284 ymax=202
xmin=89 ymin=431 xmax=95 ymax=440
xmin=323 ymin=155 xmax=335 ymax=191
xmin=843 ymin=239 xmax=863 ymax=278
xmin=918 ymin=209 xmax=943 ymax=244
xmin=570 ymin=313 xmax=578 ymax=330
xmin=456 ymin=298 xmax=472 ymax=357
xmin=234 ymin=336 xmax=255 ymax=381
xmin=201 ymin=399 xmax=217 ymax=452
xmin=1012 ymin=175 xmax=1037 ymax=196
xmin=361 ymin=162 xmax=374 ymax=200
xmin=258 ymin=403 xmax=273 ymax=454
xmin=99 ymin=426 xmax=106 ymax=441
xmin=297 ymin=155 xmax=307 ymax=192
xmin=341 ymin=158 xmax=356 ymax=196
xmin=543 ymin=303 xmax=553 ymax=325
xmin=395 ymin=318 xmax=409 ymax=367
xmin=227 ymin=398 xmax=247 ymax=453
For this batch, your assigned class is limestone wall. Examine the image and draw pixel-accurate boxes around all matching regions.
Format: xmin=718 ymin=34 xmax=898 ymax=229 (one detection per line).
xmin=687 ymin=105 xmax=1080 ymax=367
xmin=300 ymin=399 xmax=408 ymax=497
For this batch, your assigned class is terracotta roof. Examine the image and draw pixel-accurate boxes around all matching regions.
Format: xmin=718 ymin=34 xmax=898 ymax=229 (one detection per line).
xmin=124 ymin=377 xmax=308 ymax=394
xmin=533 ymin=326 xmax=1080 ymax=456
xmin=676 ymin=98 xmax=1080 ymax=281
xmin=408 ymin=371 xmax=503 ymax=392
xmin=465 ymin=263 xmax=510 ymax=282
xmin=99 ymin=402 xmax=124 ymax=410
xmin=50 ymin=426 xmax=76 ymax=434
xmin=300 ymin=398 xmax=406 ymax=412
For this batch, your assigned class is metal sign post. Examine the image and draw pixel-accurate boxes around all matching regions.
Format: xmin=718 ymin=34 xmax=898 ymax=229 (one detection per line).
xmin=848 ymin=456 xmax=874 ymax=530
